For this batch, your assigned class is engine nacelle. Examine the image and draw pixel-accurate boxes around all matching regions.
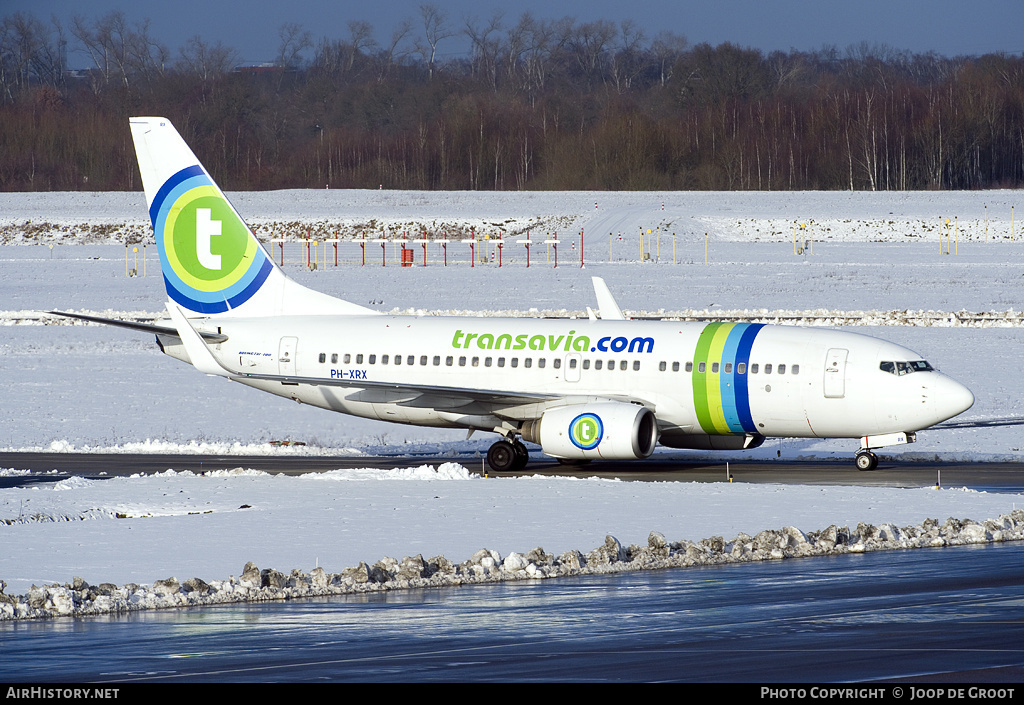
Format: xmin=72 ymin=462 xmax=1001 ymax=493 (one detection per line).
xmin=521 ymin=402 xmax=658 ymax=460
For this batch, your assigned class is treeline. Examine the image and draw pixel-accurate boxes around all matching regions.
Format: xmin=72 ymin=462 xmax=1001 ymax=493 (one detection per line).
xmin=2 ymin=8 xmax=1024 ymax=192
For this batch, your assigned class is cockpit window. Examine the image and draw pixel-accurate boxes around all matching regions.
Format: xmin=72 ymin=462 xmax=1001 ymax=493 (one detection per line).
xmin=880 ymin=360 xmax=933 ymax=376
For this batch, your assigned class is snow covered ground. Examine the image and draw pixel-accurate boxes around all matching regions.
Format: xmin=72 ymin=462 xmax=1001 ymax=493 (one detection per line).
xmin=1 ymin=188 xmax=1023 ymax=617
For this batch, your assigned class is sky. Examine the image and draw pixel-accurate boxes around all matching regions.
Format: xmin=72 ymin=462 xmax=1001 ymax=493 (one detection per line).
xmin=6 ymin=0 xmax=1024 ymax=67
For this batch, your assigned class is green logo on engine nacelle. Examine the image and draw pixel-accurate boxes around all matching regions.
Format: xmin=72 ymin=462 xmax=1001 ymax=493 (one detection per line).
xmin=569 ymin=413 xmax=603 ymax=450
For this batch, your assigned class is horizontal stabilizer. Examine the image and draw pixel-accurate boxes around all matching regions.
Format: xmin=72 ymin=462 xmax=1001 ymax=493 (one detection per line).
xmin=48 ymin=310 xmax=227 ymax=343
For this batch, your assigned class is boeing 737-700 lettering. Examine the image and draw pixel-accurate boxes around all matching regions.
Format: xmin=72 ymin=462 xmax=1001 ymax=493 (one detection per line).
xmin=53 ymin=117 xmax=975 ymax=472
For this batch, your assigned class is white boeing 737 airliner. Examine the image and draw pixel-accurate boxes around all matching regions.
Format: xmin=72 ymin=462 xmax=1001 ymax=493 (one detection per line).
xmin=56 ymin=117 xmax=975 ymax=472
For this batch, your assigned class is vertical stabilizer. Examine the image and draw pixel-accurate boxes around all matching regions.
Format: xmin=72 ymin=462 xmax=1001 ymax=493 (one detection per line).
xmin=129 ymin=117 xmax=375 ymax=317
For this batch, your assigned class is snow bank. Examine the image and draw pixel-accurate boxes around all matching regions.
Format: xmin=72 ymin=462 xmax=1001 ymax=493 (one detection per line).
xmin=4 ymin=508 xmax=1023 ymax=621
xmin=2 ymin=463 xmax=1023 ymax=620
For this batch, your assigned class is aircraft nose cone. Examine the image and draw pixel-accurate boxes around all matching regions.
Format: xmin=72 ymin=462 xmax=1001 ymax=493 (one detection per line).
xmin=933 ymin=375 xmax=974 ymax=423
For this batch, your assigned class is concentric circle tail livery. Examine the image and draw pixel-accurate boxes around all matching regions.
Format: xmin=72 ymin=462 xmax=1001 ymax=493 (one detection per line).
xmin=129 ymin=117 xmax=374 ymax=317
xmin=149 ymin=164 xmax=273 ymax=313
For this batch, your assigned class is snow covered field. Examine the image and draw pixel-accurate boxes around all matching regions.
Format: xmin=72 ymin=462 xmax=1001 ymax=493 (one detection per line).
xmin=1 ymin=188 xmax=1023 ymax=618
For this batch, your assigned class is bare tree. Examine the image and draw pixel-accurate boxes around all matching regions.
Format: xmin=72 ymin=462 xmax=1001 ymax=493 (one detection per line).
xmin=569 ymin=19 xmax=616 ymax=86
xmin=609 ymin=19 xmax=645 ymax=93
xmin=417 ymin=4 xmax=453 ymax=81
xmin=277 ymin=22 xmax=312 ymax=69
xmin=345 ymin=20 xmax=376 ymax=72
xmin=375 ymin=19 xmax=412 ymax=81
xmin=70 ymin=11 xmax=166 ymax=92
xmin=464 ymin=11 xmax=503 ymax=89
xmin=651 ymin=30 xmax=687 ymax=87
xmin=0 ymin=13 xmax=68 ymax=100
xmin=178 ymin=36 xmax=237 ymax=83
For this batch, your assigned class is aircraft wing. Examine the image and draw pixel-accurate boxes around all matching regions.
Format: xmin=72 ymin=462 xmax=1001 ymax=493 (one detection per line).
xmin=230 ymin=369 xmax=562 ymax=410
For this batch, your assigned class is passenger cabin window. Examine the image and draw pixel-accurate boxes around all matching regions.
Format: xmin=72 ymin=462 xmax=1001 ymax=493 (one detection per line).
xmin=764 ymin=364 xmax=772 ymax=374
xmin=331 ymin=353 xmax=338 ymax=364
xmin=318 ymin=353 xmax=326 ymax=363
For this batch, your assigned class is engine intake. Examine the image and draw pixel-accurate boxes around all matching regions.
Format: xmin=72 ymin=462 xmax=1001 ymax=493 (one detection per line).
xmin=521 ymin=402 xmax=658 ymax=460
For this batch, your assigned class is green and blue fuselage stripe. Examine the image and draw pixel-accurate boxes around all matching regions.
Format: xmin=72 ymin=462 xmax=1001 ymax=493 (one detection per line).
xmin=692 ymin=322 xmax=765 ymax=435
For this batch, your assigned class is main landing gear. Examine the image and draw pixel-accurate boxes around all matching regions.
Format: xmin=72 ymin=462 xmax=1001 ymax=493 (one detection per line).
xmin=486 ymin=438 xmax=530 ymax=472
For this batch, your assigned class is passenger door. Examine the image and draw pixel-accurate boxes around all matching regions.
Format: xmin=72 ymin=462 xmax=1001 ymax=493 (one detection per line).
xmin=564 ymin=353 xmax=581 ymax=383
xmin=279 ymin=336 xmax=298 ymax=376
xmin=823 ymin=348 xmax=848 ymax=398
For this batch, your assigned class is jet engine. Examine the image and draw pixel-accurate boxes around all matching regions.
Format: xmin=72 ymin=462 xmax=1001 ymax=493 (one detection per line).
xmin=520 ymin=402 xmax=658 ymax=460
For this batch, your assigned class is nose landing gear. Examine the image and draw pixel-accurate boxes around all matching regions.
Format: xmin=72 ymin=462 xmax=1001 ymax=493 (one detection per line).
xmin=855 ymin=450 xmax=878 ymax=471
xmin=854 ymin=431 xmax=915 ymax=471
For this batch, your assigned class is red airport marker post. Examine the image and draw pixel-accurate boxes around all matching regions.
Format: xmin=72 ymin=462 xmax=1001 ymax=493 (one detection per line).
xmin=517 ymin=232 xmax=533 ymax=268
xmin=395 ymin=235 xmax=409 ymax=267
xmin=543 ymin=233 xmax=559 ymax=268
xmin=370 ymin=233 xmax=388 ymax=267
xmin=413 ymin=233 xmax=430 ymax=266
